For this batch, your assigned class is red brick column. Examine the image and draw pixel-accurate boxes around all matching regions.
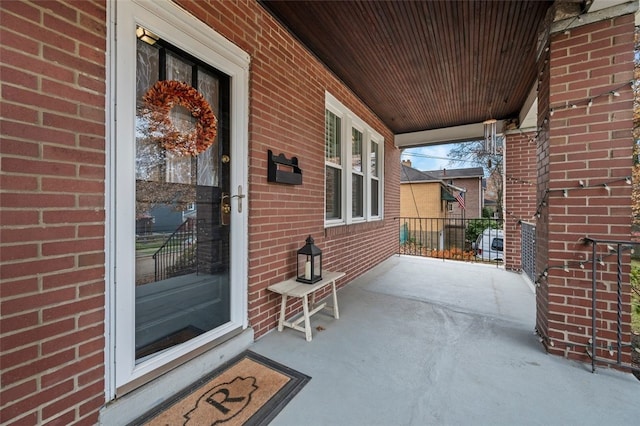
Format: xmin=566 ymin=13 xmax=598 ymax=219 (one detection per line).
xmin=504 ymin=131 xmax=537 ymax=272
xmin=536 ymin=14 xmax=634 ymax=363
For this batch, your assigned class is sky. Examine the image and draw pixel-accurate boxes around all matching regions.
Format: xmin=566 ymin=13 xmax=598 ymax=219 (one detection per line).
xmin=401 ymin=143 xmax=470 ymax=172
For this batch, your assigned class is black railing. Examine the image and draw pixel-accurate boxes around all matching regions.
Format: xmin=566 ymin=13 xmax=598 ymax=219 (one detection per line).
xmin=397 ymin=217 xmax=503 ymax=263
xmin=583 ymin=237 xmax=639 ymax=374
xmin=153 ymin=218 xmax=197 ymax=281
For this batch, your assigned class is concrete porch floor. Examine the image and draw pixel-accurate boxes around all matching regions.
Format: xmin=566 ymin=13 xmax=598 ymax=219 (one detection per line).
xmin=250 ymin=255 xmax=638 ymax=425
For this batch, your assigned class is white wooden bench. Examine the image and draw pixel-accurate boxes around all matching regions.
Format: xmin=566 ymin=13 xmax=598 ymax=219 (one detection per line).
xmin=268 ymin=271 xmax=345 ymax=341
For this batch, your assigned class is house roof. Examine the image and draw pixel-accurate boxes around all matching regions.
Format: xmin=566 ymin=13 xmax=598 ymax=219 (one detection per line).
xmin=400 ymin=164 xmax=440 ymax=183
xmin=401 ymin=165 xmax=463 ymax=202
xmin=422 ymin=167 xmax=485 ymax=179
xmin=401 ymin=165 xmax=484 ymax=193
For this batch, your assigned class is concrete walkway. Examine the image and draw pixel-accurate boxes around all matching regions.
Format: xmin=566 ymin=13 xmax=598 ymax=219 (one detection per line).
xmin=251 ymin=255 xmax=638 ymax=426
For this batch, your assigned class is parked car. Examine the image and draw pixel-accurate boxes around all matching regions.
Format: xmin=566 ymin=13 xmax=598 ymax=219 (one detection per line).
xmin=473 ymin=228 xmax=504 ymax=261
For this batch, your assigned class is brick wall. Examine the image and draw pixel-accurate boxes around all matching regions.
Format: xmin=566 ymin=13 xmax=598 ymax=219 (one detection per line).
xmin=174 ymin=0 xmax=400 ymax=338
xmin=1 ymin=0 xmax=400 ymax=423
xmin=504 ymin=131 xmax=537 ymax=271
xmin=536 ymin=14 xmax=634 ymax=363
xmin=450 ymin=177 xmax=482 ymax=218
xmin=0 ymin=1 xmax=107 ymax=424
xmin=400 ymin=182 xmax=444 ymax=219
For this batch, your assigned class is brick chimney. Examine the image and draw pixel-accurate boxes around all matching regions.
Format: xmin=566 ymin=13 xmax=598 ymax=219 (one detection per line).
xmin=401 ymin=159 xmax=412 ymax=167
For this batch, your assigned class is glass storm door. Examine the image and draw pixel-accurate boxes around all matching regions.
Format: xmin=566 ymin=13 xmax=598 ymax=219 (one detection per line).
xmin=134 ymin=36 xmax=231 ymax=361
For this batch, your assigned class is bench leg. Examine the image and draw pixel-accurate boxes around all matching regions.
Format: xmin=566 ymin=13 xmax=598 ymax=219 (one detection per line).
xmin=331 ymin=281 xmax=339 ymax=319
xmin=301 ymin=294 xmax=312 ymax=342
xmin=278 ymin=294 xmax=288 ymax=332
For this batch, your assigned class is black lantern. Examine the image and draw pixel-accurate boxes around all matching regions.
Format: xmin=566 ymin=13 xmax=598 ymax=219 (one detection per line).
xmin=296 ymin=235 xmax=322 ymax=284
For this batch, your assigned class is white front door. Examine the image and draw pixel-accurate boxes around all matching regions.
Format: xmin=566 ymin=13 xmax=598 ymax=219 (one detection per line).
xmin=110 ymin=0 xmax=249 ymax=396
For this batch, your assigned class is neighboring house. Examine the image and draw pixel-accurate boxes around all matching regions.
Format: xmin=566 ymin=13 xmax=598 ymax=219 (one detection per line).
xmin=147 ymin=204 xmax=185 ymax=234
xmin=421 ymin=167 xmax=485 ymax=219
xmin=400 ymin=161 xmax=460 ymax=219
xmin=400 ymin=161 xmax=473 ymax=252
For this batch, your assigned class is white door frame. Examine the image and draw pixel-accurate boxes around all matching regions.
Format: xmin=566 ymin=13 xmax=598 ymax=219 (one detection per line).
xmin=107 ymin=0 xmax=249 ymax=399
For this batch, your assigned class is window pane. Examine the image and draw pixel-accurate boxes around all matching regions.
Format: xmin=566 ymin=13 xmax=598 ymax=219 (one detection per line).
xmin=163 ymin=53 xmax=195 ymax=184
xmin=166 ymin=51 xmax=193 ymax=83
xmin=370 ymin=141 xmax=378 ymax=177
xmin=371 ymin=178 xmax=379 ymax=216
xmin=326 ymin=166 xmax=342 ymax=220
xmin=134 ymin=36 xmax=230 ymax=362
xmin=352 ymin=174 xmax=363 ymax=217
xmin=197 ymin=68 xmax=220 ymax=187
xmin=164 ymin=151 xmax=195 ymax=184
xmin=352 ymin=128 xmax=362 ymax=172
xmin=325 ymin=110 xmax=341 ymax=164
xmin=136 ymin=40 xmax=159 ymax=102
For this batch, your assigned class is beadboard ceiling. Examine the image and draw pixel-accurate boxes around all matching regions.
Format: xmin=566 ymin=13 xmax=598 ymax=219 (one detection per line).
xmin=260 ymin=0 xmax=555 ymax=136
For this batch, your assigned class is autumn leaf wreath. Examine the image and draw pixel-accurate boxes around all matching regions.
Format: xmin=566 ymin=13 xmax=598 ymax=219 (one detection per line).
xmin=142 ymin=80 xmax=218 ymax=156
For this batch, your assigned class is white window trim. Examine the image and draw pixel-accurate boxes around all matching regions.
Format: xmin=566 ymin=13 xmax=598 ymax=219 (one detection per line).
xmin=325 ymin=92 xmax=384 ymax=227
xmin=109 ymin=0 xmax=249 ymax=398
xmin=350 ymin=123 xmax=365 ymax=222
xmin=368 ymin=135 xmax=384 ymax=219
xmin=325 ymin=103 xmax=345 ymax=225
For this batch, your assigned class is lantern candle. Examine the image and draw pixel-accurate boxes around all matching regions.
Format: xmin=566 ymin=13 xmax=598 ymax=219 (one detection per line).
xmin=304 ymin=260 xmax=311 ymax=280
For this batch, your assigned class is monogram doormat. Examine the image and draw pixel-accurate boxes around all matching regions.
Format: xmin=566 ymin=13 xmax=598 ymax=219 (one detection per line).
xmin=131 ymin=351 xmax=310 ymax=426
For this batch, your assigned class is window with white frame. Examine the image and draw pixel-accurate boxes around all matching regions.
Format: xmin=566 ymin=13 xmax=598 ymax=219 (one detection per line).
xmin=351 ymin=127 xmax=364 ymax=218
xmin=325 ymin=93 xmax=383 ymax=225
xmin=370 ymin=138 xmax=380 ymax=216
xmin=325 ymin=108 xmax=342 ymax=220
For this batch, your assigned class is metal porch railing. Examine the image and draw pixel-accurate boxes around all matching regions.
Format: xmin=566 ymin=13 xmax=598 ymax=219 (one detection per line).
xmin=397 ymin=217 xmax=503 ymax=263
xmin=153 ymin=218 xmax=197 ymax=281
xmin=521 ymin=221 xmax=536 ymax=283
xmin=583 ymin=237 xmax=639 ymax=374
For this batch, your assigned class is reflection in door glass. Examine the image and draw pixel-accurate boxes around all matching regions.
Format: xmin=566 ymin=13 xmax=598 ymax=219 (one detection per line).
xmin=134 ymin=33 xmax=230 ymax=361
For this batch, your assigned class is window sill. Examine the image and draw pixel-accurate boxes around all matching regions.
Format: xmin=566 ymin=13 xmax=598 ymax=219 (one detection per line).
xmin=324 ymin=219 xmax=384 ymax=238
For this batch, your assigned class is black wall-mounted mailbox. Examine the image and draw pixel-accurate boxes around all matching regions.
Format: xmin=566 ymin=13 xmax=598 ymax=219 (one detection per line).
xmin=267 ymin=150 xmax=302 ymax=185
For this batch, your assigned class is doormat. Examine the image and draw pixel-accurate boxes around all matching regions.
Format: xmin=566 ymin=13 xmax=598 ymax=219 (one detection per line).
xmin=131 ymin=351 xmax=310 ymax=426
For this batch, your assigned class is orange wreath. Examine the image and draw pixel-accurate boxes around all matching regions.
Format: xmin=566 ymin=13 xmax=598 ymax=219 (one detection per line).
xmin=142 ymin=80 xmax=217 ymax=156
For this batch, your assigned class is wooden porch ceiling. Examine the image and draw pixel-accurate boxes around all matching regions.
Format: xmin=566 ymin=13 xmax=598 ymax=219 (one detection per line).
xmin=261 ymin=0 xmax=555 ymax=135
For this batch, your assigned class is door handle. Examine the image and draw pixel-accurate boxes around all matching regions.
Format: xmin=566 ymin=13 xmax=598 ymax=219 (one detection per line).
xmin=230 ymin=185 xmax=245 ymax=213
